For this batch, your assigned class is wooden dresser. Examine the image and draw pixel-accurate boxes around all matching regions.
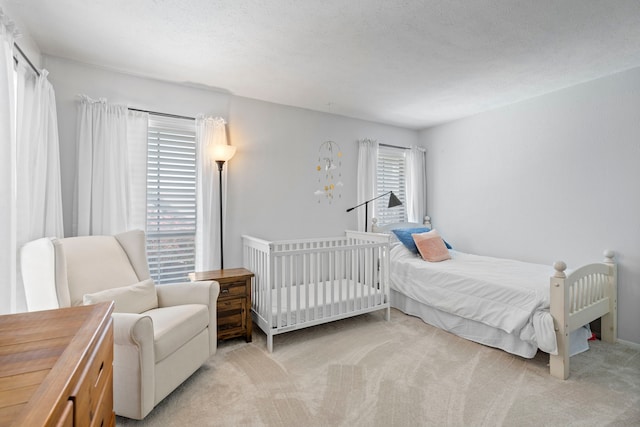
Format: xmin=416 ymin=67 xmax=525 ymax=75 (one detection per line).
xmin=0 ymin=302 xmax=115 ymax=427
xmin=189 ymin=268 xmax=253 ymax=342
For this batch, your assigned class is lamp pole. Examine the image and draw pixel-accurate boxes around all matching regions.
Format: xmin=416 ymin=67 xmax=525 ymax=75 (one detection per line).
xmin=216 ymin=160 xmax=225 ymax=270
xmin=207 ymin=119 xmax=235 ymax=271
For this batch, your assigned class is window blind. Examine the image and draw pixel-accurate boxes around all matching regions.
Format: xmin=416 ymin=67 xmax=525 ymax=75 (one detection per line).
xmin=146 ymin=116 xmax=197 ymax=284
xmin=376 ymin=145 xmax=407 ymax=225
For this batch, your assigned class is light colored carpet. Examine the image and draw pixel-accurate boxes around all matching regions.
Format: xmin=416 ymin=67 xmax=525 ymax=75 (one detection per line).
xmin=117 ymin=309 xmax=640 ymax=426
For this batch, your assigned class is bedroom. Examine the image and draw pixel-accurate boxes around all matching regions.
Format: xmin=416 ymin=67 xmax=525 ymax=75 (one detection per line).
xmin=1 ymin=0 xmax=639 ymax=425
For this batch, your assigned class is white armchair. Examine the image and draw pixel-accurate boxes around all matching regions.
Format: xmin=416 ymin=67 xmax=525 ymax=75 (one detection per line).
xmin=20 ymin=230 xmax=220 ymax=420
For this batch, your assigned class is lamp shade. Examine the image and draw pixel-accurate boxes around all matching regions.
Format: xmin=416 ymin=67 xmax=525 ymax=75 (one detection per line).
xmin=210 ymin=144 xmax=236 ymax=162
xmin=387 ymin=191 xmax=402 ymax=208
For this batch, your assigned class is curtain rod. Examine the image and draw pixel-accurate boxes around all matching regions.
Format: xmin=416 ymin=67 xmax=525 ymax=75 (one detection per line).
xmin=379 ymin=143 xmax=427 ymax=153
xmin=128 ymin=107 xmax=195 ymax=121
xmin=379 ymin=143 xmax=409 ymax=150
xmin=13 ymin=43 xmax=40 ymax=77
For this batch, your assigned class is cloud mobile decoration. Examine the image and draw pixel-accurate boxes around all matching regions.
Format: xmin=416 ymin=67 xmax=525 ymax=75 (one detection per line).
xmin=315 ymin=140 xmax=343 ymax=203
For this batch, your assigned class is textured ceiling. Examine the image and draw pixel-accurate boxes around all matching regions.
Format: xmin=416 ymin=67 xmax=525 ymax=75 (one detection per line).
xmin=5 ymin=0 xmax=640 ymax=129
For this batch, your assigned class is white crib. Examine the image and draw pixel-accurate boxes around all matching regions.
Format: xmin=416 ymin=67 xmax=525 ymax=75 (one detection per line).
xmin=243 ymin=231 xmax=391 ymax=352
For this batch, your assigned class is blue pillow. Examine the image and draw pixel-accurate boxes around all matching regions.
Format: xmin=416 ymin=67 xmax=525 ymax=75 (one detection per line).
xmin=391 ymin=227 xmax=452 ymax=254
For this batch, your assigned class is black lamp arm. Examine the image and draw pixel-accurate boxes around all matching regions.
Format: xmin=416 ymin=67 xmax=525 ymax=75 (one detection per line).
xmin=345 ymin=191 xmax=392 ymax=212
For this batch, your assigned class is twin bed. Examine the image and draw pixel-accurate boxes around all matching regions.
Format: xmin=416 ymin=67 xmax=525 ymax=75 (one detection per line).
xmin=242 ymin=217 xmax=617 ymax=379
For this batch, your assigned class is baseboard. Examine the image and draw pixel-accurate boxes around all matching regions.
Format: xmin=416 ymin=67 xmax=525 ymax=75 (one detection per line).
xmin=616 ymin=338 xmax=640 ymax=350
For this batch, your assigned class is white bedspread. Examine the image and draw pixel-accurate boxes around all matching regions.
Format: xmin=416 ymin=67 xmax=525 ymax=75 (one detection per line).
xmin=390 ymin=245 xmax=558 ymax=354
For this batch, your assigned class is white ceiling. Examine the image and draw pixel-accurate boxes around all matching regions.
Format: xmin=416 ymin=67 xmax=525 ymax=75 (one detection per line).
xmin=6 ymin=0 xmax=640 ymax=129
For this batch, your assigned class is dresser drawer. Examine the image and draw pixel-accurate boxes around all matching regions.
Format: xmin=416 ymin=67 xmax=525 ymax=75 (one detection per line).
xmin=73 ymin=322 xmax=113 ymax=426
xmin=218 ymin=280 xmax=247 ymax=299
xmin=90 ymin=367 xmax=114 ymax=427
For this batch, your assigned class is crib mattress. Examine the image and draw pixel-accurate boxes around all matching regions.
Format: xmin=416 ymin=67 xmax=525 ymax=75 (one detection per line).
xmin=268 ymin=279 xmax=385 ymax=326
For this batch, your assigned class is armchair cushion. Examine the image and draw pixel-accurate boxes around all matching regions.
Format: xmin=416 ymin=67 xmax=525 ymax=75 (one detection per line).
xmin=145 ymin=304 xmax=209 ymax=362
xmin=156 ymin=281 xmax=219 ymax=356
xmin=83 ymin=279 xmax=158 ymax=314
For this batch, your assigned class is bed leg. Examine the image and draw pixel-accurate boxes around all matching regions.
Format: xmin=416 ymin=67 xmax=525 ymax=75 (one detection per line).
xmin=600 ymin=312 xmax=616 ymax=343
xmin=550 ymin=329 xmax=570 ymax=380
xmin=550 ymin=261 xmax=570 ymax=380
xmin=601 ymin=253 xmax=617 ymax=344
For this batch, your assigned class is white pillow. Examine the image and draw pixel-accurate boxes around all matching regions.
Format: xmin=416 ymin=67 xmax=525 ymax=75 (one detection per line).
xmin=83 ymin=279 xmax=158 ymax=313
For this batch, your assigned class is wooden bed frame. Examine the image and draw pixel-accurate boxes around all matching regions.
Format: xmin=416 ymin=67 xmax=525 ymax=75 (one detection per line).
xmin=243 ymin=231 xmax=391 ymax=352
xmin=373 ymin=216 xmax=617 ymax=379
xmin=550 ymin=253 xmax=617 ymax=379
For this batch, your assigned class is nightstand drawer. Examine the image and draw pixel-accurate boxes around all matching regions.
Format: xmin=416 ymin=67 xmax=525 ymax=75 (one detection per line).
xmin=218 ymin=298 xmax=246 ymax=332
xmin=219 ymin=314 xmax=244 ymax=331
xmin=218 ymin=281 xmax=246 ymax=299
xmin=218 ymin=297 xmax=245 ymax=318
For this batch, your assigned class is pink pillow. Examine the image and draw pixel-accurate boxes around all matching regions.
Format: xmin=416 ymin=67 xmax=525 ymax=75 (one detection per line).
xmin=412 ymin=229 xmax=451 ymax=262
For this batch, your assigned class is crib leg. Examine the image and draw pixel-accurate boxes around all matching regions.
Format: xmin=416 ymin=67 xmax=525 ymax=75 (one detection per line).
xmin=267 ymin=334 xmax=273 ymax=353
xmin=385 ymin=306 xmax=391 ymax=321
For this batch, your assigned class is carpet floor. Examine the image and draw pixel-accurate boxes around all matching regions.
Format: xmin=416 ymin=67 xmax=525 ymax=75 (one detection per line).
xmin=117 ymin=309 xmax=640 ymax=426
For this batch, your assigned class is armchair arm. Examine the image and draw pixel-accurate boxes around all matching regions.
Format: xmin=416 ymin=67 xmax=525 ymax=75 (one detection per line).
xmin=156 ymin=281 xmax=220 ymax=356
xmin=111 ymin=313 xmax=155 ymax=419
xmin=155 ymin=281 xmax=219 ymax=308
xmin=112 ymin=312 xmax=154 ymax=346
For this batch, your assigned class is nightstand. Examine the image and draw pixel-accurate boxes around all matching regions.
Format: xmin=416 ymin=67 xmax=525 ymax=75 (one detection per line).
xmin=189 ymin=268 xmax=253 ymax=342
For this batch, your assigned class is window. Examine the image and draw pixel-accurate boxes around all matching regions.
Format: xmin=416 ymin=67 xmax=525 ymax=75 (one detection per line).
xmin=146 ymin=116 xmax=197 ymax=284
xmin=376 ymin=145 xmax=407 ymax=226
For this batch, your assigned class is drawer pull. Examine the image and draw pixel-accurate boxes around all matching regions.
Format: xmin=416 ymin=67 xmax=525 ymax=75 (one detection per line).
xmin=221 ymin=288 xmax=229 ymax=294
xmin=94 ymin=361 xmax=104 ymax=388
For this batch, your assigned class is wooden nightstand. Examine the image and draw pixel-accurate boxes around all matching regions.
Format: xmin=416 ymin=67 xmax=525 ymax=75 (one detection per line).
xmin=189 ymin=268 xmax=253 ymax=342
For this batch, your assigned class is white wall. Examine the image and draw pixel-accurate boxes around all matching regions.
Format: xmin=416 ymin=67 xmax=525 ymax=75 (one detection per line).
xmin=420 ymin=67 xmax=640 ymax=345
xmin=43 ymin=55 xmax=418 ymax=267
xmin=226 ymin=96 xmax=417 ymax=264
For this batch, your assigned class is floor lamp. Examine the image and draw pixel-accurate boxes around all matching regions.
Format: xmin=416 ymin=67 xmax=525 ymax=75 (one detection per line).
xmin=346 ymin=191 xmax=402 ymax=232
xmin=210 ymin=144 xmax=236 ymax=270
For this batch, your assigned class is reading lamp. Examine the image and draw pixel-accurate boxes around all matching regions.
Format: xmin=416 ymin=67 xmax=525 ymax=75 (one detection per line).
xmin=346 ymin=191 xmax=402 ymax=232
xmin=210 ymin=143 xmax=236 ymax=270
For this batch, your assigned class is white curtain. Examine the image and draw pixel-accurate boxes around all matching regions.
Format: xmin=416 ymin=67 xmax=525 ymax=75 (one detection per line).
xmin=356 ymin=138 xmax=378 ymax=232
xmin=195 ymin=116 xmax=228 ymax=271
xmin=16 ymin=69 xmax=64 ymax=245
xmin=0 ymin=13 xmax=19 ymax=314
xmin=406 ymin=146 xmax=427 ymax=224
xmin=74 ymin=96 xmax=148 ymax=236
xmin=126 ymin=111 xmax=149 ymax=232
xmin=0 ymin=9 xmax=65 ymax=313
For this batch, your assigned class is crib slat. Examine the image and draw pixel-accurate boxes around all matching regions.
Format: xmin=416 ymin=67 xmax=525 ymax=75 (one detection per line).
xmin=287 ymin=254 xmax=293 ymax=327
xmin=327 ymin=252 xmax=336 ymax=316
xmin=307 ymin=250 xmax=312 ymax=319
